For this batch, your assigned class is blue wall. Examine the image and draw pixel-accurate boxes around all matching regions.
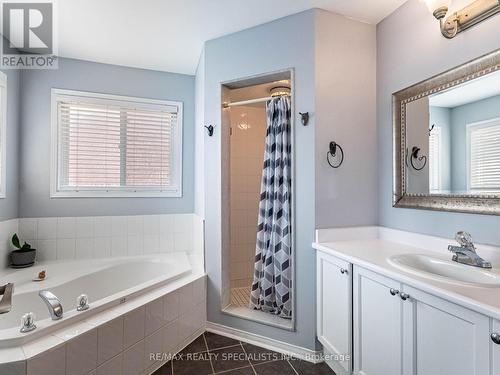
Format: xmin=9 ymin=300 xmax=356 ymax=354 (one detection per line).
xmin=18 ymin=58 xmax=195 ymax=217
xmin=203 ymin=10 xmax=317 ymax=350
xmin=0 ymin=69 xmax=20 ymax=221
xmin=378 ymin=0 xmax=500 ymax=246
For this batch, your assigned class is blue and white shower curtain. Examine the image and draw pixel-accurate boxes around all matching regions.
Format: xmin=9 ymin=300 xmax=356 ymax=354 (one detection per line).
xmin=249 ymin=96 xmax=292 ymax=318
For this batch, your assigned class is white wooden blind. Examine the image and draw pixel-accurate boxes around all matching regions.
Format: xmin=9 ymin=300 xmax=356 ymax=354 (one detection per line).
xmin=0 ymin=73 xmax=6 ymax=198
xmin=468 ymin=119 xmax=500 ymax=192
xmin=52 ymin=90 xmax=182 ymax=197
xmin=429 ymin=126 xmax=441 ymax=192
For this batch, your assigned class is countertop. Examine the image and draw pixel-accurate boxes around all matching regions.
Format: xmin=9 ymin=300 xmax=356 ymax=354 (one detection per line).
xmin=313 ymin=229 xmax=500 ymax=321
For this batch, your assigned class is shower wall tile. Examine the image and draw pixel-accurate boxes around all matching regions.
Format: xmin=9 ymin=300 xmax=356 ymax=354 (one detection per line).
xmin=229 ymin=106 xmax=266 ymax=289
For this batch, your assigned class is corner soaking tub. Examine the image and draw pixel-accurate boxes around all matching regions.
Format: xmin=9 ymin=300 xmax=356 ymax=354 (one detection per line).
xmin=0 ymin=252 xmax=191 ymax=347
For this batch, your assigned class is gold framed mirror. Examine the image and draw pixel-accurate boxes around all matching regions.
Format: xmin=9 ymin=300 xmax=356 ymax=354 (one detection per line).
xmin=393 ymin=48 xmax=500 ymax=215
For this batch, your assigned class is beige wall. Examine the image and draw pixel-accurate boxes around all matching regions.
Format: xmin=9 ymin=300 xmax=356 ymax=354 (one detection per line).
xmin=229 ymin=105 xmax=266 ymax=288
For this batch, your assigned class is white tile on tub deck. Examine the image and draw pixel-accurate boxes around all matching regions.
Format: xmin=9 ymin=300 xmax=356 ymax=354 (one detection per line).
xmin=93 ymin=237 xmax=111 ymax=258
xmin=162 ymin=322 xmax=179 ymax=356
xmin=144 ymin=328 xmax=163 ymax=369
xmin=111 ymin=216 xmax=127 ymax=237
xmin=127 ymin=235 xmax=143 ymax=256
xmin=93 ymin=217 xmax=112 ymax=238
xmin=0 ymin=361 xmax=26 ymax=375
xmin=145 ymin=298 xmax=164 ymax=336
xmin=143 ymin=215 xmax=160 ymax=236
xmin=19 ymin=218 xmax=37 ymax=240
xmin=111 ymin=236 xmax=128 ymax=257
xmin=163 ymin=290 xmax=180 ymax=323
xmin=75 ymin=238 xmax=94 ymax=259
xmin=143 ymin=235 xmax=159 ymax=254
xmin=26 ymin=344 xmax=65 ymax=375
xmin=96 ymin=353 xmax=122 ymax=375
xmin=57 ymin=217 xmax=76 ymax=238
xmin=123 ymin=340 xmax=145 ymax=375
xmin=37 ymin=218 xmax=57 ymax=240
xmin=66 ymin=328 xmax=97 ymax=375
xmin=124 ymin=306 xmax=145 ymax=349
xmin=36 ymin=239 xmax=57 ymax=261
xmin=192 ymin=277 xmax=206 ymax=305
xmin=56 ymin=238 xmax=76 ymax=260
xmin=76 ymin=217 xmax=94 ymax=238
xmin=127 ymin=216 xmax=144 ymax=236
xmin=98 ymin=317 xmax=123 ymax=365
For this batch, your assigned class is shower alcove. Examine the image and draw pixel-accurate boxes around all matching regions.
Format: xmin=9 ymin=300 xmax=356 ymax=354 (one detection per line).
xmin=220 ymin=70 xmax=294 ymax=330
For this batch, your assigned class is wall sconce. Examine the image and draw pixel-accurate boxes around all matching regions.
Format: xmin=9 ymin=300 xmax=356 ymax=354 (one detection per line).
xmin=424 ymin=0 xmax=500 ymax=38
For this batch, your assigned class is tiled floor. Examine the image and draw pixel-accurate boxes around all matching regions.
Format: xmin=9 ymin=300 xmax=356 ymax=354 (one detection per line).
xmin=231 ymin=287 xmax=251 ymax=307
xmin=153 ymin=332 xmax=336 ymax=375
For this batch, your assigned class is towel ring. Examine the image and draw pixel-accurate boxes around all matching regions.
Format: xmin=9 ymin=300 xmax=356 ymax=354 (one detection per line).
xmin=327 ymin=141 xmax=344 ymax=168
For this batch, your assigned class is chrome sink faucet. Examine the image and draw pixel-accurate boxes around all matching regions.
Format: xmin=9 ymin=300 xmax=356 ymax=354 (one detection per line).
xmin=448 ymin=231 xmax=492 ymax=269
xmin=39 ymin=290 xmax=63 ymax=320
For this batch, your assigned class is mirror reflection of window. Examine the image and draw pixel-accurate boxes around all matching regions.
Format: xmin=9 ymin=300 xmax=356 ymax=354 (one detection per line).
xmin=429 ymin=126 xmax=442 ymax=193
xmin=467 ymin=119 xmax=500 ymax=194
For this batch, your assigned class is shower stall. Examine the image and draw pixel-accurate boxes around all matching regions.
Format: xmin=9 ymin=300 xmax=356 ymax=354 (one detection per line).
xmin=220 ymin=70 xmax=294 ymax=328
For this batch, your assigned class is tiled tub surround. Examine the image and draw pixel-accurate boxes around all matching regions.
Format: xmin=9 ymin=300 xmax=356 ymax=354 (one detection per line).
xmin=0 ymin=219 xmax=19 ymax=269
xmin=13 ymin=214 xmax=203 ymax=263
xmin=0 ymin=273 xmax=207 ymax=375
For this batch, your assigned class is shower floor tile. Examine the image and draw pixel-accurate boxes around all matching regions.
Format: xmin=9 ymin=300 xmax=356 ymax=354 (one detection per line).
xmin=231 ymin=287 xmax=251 ymax=308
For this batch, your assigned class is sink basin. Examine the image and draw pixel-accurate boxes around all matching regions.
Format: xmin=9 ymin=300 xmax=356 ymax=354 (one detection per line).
xmin=388 ymin=254 xmax=500 ymax=287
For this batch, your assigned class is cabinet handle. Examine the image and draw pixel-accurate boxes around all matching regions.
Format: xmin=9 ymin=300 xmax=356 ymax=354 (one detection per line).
xmin=340 ymin=268 xmax=348 ymax=275
xmin=492 ymin=333 xmax=500 ymax=345
xmin=390 ymin=288 xmax=399 ymax=296
xmin=400 ymin=293 xmax=410 ymax=301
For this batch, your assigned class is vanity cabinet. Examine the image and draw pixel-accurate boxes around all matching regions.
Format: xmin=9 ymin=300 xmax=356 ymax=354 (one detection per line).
xmin=401 ymin=285 xmax=489 ymax=375
xmin=316 ymin=251 xmax=496 ymax=375
xmin=352 ymin=267 xmax=403 ymax=375
xmin=316 ymin=251 xmax=352 ymax=375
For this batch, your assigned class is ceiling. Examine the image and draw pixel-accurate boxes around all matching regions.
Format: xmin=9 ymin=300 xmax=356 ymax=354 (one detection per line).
xmin=58 ymin=0 xmax=407 ymax=75
xmin=430 ymin=70 xmax=500 ymax=108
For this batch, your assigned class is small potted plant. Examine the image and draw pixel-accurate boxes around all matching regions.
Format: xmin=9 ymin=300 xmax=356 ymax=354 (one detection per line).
xmin=10 ymin=234 xmax=36 ymax=268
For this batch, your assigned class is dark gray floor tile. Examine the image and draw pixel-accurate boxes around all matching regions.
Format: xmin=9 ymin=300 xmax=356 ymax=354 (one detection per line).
xmin=205 ymin=332 xmax=240 ymax=350
xmin=152 ymin=361 xmax=172 ymax=375
xmin=253 ymin=360 xmax=297 ymax=375
xmin=217 ymin=366 xmax=255 ymax=374
xmin=173 ymin=351 xmax=213 ymax=375
xmin=242 ymin=343 xmax=282 ymax=364
xmin=179 ymin=334 xmax=209 ymax=354
xmin=211 ymin=345 xmax=252 ymax=373
xmin=288 ymin=358 xmax=336 ymax=375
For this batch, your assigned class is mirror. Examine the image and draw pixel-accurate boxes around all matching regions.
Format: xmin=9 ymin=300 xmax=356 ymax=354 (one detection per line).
xmin=393 ymin=49 xmax=500 ymax=215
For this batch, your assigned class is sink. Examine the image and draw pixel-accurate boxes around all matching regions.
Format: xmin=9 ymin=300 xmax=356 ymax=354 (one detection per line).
xmin=388 ymin=254 xmax=500 ymax=287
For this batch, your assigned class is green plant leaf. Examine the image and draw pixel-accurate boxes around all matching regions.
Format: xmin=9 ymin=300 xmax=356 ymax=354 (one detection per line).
xmin=11 ymin=234 xmax=21 ymax=249
xmin=21 ymin=242 xmax=32 ymax=251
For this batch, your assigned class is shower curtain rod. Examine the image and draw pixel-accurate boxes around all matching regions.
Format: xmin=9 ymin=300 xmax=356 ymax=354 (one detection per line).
xmin=223 ymin=94 xmax=290 ymax=108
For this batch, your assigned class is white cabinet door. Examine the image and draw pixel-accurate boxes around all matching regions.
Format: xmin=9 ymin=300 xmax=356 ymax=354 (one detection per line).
xmin=317 ymin=252 xmax=352 ymax=375
xmin=492 ymin=319 xmax=500 ymax=374
xmin=353 ymin=267 xmax=403 ymax=375
xmin=402 ymin=285 xmax=490 ymax=375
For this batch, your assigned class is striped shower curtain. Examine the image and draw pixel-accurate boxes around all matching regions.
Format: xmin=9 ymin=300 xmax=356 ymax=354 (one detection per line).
xmin=249 ymin=96 xmax=292 ymax=318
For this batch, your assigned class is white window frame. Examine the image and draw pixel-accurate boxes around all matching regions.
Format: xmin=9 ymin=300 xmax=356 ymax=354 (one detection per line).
xmin=429 ymin=126 xmax=442 ymax=192
xmin=50 ymin=89 xmax=183 ymax=198
xmin=0 ymin=72 xmax=7 ymax=199
xmin=466 ymin=117 xmax=500 ymax=193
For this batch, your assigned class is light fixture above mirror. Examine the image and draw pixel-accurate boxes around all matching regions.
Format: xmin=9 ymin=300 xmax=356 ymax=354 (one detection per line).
xmin=424 ymin=0 xmax=500 ymax=38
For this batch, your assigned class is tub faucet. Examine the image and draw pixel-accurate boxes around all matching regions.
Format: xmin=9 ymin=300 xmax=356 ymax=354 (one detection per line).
xmin=0 ymin=283 xmax=14 ymax=314
xmin=448 ymin=231 xmax=492 ymax=269
xmin=39 ymin=290 xmax=63 ymax=320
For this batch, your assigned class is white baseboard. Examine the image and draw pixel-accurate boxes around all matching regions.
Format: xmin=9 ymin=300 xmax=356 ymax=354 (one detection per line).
xmin=206 ymin=321 xmax=323 ymax=364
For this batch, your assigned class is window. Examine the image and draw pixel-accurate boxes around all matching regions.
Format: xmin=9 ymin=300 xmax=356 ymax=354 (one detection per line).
xmin=429 ymin=126 xmax=442 ymax=192
xmin=51 ymin=89 xmax=182 ymax=197
xmin=0 ymin=72 xmax=6 ymax=199
xmin=467 ymin=118 xmax=500 ymax=193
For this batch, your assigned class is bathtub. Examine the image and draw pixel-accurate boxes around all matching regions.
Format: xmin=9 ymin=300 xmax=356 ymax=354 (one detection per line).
xmin=0 ymin=252 xmax=192 ymax=348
